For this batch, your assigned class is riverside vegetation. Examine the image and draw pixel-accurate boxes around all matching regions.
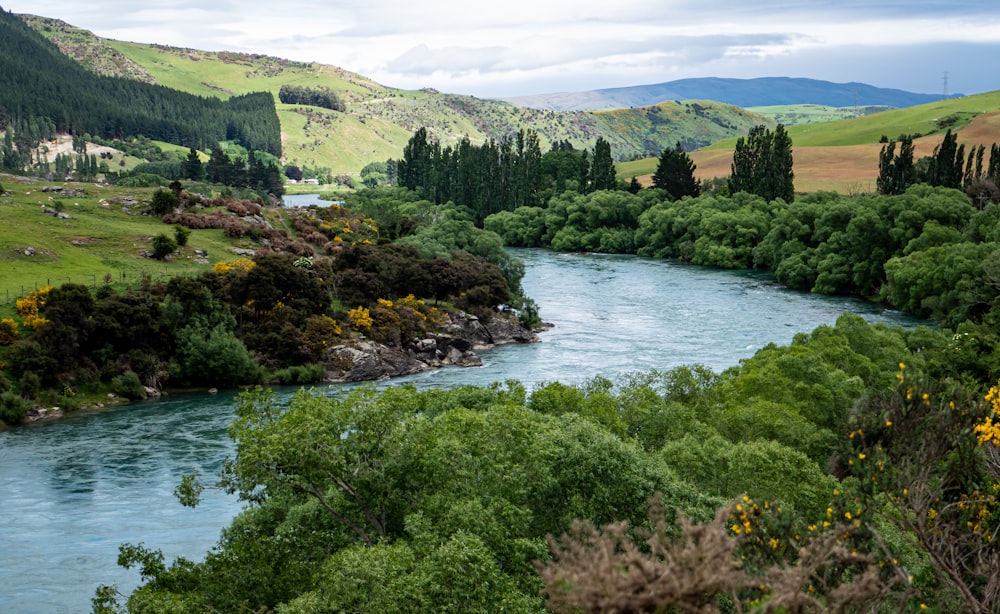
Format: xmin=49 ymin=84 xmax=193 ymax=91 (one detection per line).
xmin=2 ymin=124 xmax=1000 ymax=611
xmin=3 ymin=4 xmax=1000 ymax=608
xmin=70 ymin=128 xmax=998 ymax=612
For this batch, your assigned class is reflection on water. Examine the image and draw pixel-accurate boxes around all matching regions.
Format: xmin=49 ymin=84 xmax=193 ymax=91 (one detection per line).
xmin=0 ymin=248 xmax=923 ymax=612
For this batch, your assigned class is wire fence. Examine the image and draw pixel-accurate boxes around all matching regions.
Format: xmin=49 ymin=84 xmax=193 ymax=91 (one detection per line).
xmin=1 ymin=269 xmax=178 ymax=305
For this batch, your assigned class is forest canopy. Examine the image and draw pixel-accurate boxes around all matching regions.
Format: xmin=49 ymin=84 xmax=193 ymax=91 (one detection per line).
xmin=0 ymin=9 xmax=280 ymax=155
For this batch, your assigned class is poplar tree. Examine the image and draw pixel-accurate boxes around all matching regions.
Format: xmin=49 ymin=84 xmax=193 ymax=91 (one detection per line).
xmin=877 ymin=135 xmax=917 ymax=195
xmin=926 ymin=129 xmax=964 ymax=189
xmin=589 ymin=137 xmax=616 ymax=191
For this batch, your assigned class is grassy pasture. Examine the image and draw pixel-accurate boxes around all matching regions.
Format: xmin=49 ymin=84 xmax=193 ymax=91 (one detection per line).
xmin=747 ymin=104 xmax=892 ymax=126
xmin=0 ymin=176 xmax=260 ymax=308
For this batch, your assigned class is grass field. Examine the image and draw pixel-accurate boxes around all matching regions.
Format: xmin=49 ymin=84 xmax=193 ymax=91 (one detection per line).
xmin=747 ymin=104 xmax=893 ymax=126
xmin=0 ymin=175 xmax=264 ymax=309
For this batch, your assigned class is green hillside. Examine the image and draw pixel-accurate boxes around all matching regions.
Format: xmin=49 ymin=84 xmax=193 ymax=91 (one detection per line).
xmin=20 ymin=13 xmax=765 ymax=174
xmin=0 ymin=174 xmax=259 ymax=308
xmin=703 ymin=90 xmax=1000 ymax=150
xmin=747 ymin=104 xmax=894 ymax=126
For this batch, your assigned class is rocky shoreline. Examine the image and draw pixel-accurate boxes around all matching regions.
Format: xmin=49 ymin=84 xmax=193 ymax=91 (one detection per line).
xmin=19 ymin=310 xmax=546 ymax=424
xmin=324 ymin=310 xmax=545 ymax=382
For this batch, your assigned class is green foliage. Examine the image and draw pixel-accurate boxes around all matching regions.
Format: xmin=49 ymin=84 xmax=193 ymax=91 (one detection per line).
xmin=278 ymin=84 xmax=345 ymax=112
xmin=0 ymin=391 xmax=30 ymax=424
xmin=844 ymin=371 xmax=1000 ymax=611
xmin=172 ymin=225 xmax=190 ymax=247
xmin=150 ymin=233 xmax=177 ymax=260
xmin=399 ymin=128 xmax=547 ymax=224
xmin=589 ymin=137 xmax=616 ymax=191
xmin=882 ymin=242 xmax=999 ymax=325
xmin=110 ymin=371 xmax=146 ymax=400
xmin=729 ymin=124 xmax=794 ymax=202
xmin=877 ymin=134 xmax=917 ymax=195
xmin=149 ymin=189 xmax=179 ymax=216
xmin=169 ymin=323 xmax=260 ymax=388
xmin=652 ymin=141 xmax=701 ymax=200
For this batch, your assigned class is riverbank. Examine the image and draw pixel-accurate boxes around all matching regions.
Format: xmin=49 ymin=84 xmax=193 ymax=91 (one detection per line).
xmin=325 ymin=309 xmax=545 ymax=382
xmin=9 ymin=308 xmax=543 ymax=427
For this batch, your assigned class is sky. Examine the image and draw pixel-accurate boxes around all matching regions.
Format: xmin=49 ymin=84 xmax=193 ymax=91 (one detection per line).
xmin=6 ymin=1 xmax=1000 ymax=98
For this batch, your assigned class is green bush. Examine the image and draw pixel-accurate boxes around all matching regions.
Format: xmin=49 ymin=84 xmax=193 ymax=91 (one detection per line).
xmin=149 ymin=188 xmax=180 ymax=215
xmin=151 ymin=233 xmax=178 ymax=260
xmin=0 ymin=391 xmax=30 ymax=424
xmin=174 ymin=225 xmax=191 ymax=247
xmin=169 ymin=324 xmax=260 ymax=388
xmin=266 ymin=363 xmax=326 ymax=385
xmin=111 ymin=371 xmax=147 ymax=400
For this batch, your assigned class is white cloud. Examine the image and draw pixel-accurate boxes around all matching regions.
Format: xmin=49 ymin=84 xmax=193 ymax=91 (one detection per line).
xmin=6 ymin=0 xmax=1000 ymax=97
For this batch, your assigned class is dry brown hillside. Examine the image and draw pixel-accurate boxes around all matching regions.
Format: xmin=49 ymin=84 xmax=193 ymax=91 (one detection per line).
xmin=680 ymin=111 xmax=1000 ymax=194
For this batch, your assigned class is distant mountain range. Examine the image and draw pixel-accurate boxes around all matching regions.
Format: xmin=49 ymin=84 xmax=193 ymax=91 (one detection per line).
xmin=500 ymin=77 xmax=952 ymax=111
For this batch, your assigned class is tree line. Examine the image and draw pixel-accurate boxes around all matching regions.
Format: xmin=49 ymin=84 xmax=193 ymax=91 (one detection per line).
xmin=278 ymin=84 xmax=346 ymax=112
xmin=397 ymin=128 xmax=619 ymax=224
xmin=878 ymin=128 xmax=1000 ymax=202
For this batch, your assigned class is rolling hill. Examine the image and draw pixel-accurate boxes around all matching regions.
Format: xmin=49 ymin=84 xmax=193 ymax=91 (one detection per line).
xmin=18 ymin=14 xmax=769 ymax=173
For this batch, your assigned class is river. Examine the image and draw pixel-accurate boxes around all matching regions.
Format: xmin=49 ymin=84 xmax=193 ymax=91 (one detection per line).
xmin=0 ymin=245 xmax=922 ymax=613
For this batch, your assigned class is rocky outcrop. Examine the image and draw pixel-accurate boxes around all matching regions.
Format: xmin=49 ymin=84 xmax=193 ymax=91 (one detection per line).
xmin=324 ymin=310 xmax=540 ymax=383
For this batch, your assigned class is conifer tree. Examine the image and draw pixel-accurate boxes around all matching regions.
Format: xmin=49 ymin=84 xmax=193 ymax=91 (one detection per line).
xmin=729 ymin=124 xmax=794 ymax=202
xmin=652 ymin=141 xmax=701 ymax=200
xmin=589 ymin=137 xmax=616 ymax=191
xmin=184 ymin=147 xmax=204 ymax=181
xmin=877 ymin=135 xmax=917 ymax=195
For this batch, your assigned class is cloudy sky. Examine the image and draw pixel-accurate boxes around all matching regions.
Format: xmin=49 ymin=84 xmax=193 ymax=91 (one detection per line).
xmin=6 ymin=1 xmax=1000 ymax=98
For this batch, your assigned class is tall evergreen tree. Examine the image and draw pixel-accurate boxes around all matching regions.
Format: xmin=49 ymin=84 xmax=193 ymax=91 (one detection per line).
xmin=926 ymin=129 xmax=965 ymax=189
xmin=877 ymin=135 xmax=917 ymax=195
xmin=184 ymin=147 xmax=205 ymax=181
xmin=399 ymin=127 xmax=432 ymax=192
xmin=989 ymin=145 xmax=1000 ymax=182
xmin=728 ymin=124 xmax=794 ymax=202
xmin=652 ymin=141 xmax=701 ymax=200
xmin=589 ymin=137 xmax=616 ymax=191
xmin=207 ymin=148 xmax=234 ymax=185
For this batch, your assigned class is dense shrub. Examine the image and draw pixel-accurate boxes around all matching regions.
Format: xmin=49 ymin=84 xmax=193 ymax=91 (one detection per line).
xmin=0 ymin=391 xmax=29 ymax=424
xmin=111 ymin=371 xmax=146 ymax=400
xmin=151 ymin=233 xmax=177 ymax=260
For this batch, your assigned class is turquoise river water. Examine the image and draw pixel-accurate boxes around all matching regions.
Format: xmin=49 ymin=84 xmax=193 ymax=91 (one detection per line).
xmin=0 ymin=245 xmax=923 ymax=613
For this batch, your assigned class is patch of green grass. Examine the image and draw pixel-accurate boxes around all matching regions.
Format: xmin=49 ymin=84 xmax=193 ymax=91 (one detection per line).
xmin=616 ymin=158 xmax=657 ymax=180
xmin=0 ymin=175 xmax=258 ymax=305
